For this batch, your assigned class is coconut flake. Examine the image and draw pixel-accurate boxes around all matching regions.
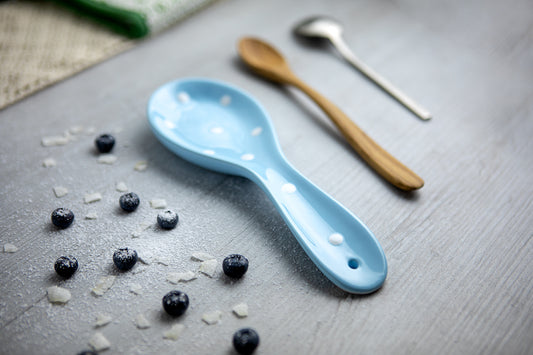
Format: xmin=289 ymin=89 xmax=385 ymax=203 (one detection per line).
xmin=134 ymin=161 xmax=148 ymax=171
xmin=42 ymin=135 xmax=69 ymax=147
xmin=53 ymin=186 xmax=68 ymax=198
xmin=163 ymin=324 xmax=185 ymax=341
xmin=94 ymin=314 xmax=113 ymax=328
xmin=202 ymin=310 xmax=222 ymax=325
xmin=191 ymin=252 xmax=215 ymax=262
xmin=97 ymin=154 xmax=117 ymax=165
xmin=91 ymin=276 xmax=116 ymax=296
xmin=232 ymin=303 xmax=249 ymax=318
xmin=199 ymin=259 xmax=217 ymax=278
xmin=166 ymin=271 xmax=196 ymax=284
xmin=42 ymin=158 xmax=57 ymax=167
xmin=131 ymin=221 xmax=152 ymax=238
xmin=69 ymin=126 xmax=84 ymax=135
xmin=47 ymin=286 xmax=71 ymax=304
xmin=89 ymin=332 xmax=111 ymax=351
xmin=149 ymin=199 xmax=167 ymax=209
xmin=115 ymin=181 xmax=128 ymax=192
xmin=85 ymin=212 xmax=98 ymax=220
xmin=84 ymin=192 xmax=102 ymax=204
xmin=135 ymin=314 xmax=151 ymax=329
xmin=3 ymin=243 xmax=18 ymax=253
xmin=129 ymin=283 xmax=142 ymax=295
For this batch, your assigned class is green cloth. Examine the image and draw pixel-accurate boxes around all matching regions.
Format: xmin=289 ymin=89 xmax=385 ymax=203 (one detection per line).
xmin=57 ymin=0 xmax=217 ymax=38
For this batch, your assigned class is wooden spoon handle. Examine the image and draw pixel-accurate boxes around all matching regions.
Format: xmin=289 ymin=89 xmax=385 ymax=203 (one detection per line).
xmin=290 ymin=77 xmax=424 ymax=191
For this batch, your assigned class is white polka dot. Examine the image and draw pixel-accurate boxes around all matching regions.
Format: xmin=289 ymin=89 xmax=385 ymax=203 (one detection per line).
xmin=281 ymin=183 xmax=296 ymax=193
xmin=177 ymin=92 xmax=190 ymax=103
xmin=210 ymin=127 xmax=224 ymax=134
xmin=328 ymin=233 xmax=344 ymax=245
xmin=164 ymin=120 xmax=176 ymax=129
xmin=241 ymin=154 xmax=254 ymax=161
xmin=251 ymin=127 xmax=263 ymax=136
xmin=203 ymin=150 xmax=215 ymax=155
xmin=220 ymin=95 xmax=231 ymax=106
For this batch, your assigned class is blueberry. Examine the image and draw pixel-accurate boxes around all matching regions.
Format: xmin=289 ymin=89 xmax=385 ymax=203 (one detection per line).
xmin=54 ymin=255 xmax=78 ymax=278
xmin=222 ymin=254 xmax=249 ymax=278
xmin=233 ymin=328 xmax=260 ymax=355
xmin=119 ymin=192 xmax=140 ymax=212
xmin=162 ymin=290 xmax=189 ymax=316
xmin=95 ymin=133 xmax=115 ymax=153
xmin=113 ymin=248 xmax=138 ymax=271
xmin=51 ymin=208 xmax=74 ymax=229
xmin=157 ymin=210 xmax=179 ymax=230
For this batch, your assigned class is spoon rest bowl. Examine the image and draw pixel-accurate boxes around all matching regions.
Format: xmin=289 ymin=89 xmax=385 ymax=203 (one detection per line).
xmin=148 ymin=78 xmax=387 ymax=294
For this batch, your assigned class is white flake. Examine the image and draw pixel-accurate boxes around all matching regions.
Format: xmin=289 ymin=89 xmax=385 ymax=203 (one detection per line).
xmin=115 ymin=181 xmax=128 ymax=192
xmin=149 ymin=199 xmax=167 ymax=209
xmin=129 ymin=283 xmax=142 ymax=295
xmin=94 ymin=314 xmax=113 ymax=328
xmin=232 ymin=303 xmax=249 ymax=318
xmin=42 ymin=158 xmax=57 ymax=167
xmin=191 ymin=252 xmax=215 ymax=262
xmin=202 ymin=310 xmax=222 ymax=325
xmin=163 ymin=324 xmax=185 ymax=340
xmin=91 ymin=276 xmax=116 ymax=296
xmin=97 ymin=154 xmax=117 ymax=164
xmin=166 ymin=271 xmax=197 ymax=284
xmin=3 ymin=243 xmax=18 ymax=253
xmin=84 ymin=192 xmax=102 ymax=204
xmin=53 ymin=186 xmax=68 ymax=198
xmin=199 ymin=259 xmax=217 ymax=277
xmin=69 ymin=126 xmax=84 ymax=134
xmin=134 ymin=161 xmax=148 ymax=171
xmin=85 ymin=212 xmax=98 ymax=220
xmin=135 ymin=314 xmax=151 ymax=329
xmin=41 ymin=135 xmax=69 ymax=147
xmin=89 ymin=332 xmax=111 ymax=351
xmin=47 ymin=286 xmax=71 ymax=304
xmin=131 ymin=221 xmax=152 ymax=238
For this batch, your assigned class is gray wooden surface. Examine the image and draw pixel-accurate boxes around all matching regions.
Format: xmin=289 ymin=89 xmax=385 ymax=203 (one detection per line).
xmin=1 ymin=0 xmax=532 ymax=354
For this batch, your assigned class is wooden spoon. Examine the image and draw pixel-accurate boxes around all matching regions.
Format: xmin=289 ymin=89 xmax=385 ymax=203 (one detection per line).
xmin=238 ymin=37 xmax=424 ymax=191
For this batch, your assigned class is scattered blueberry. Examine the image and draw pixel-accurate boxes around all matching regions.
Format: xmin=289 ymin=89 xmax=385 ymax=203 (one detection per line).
xmin=54 ymin=255 xmax=78 ymax=278
xmin=95 ymin=133 xmax=115 ymax=153
xmin=157 ymin=210 xmax=179 ymax=230
xmin=233 ymin=328 xmax=260 ymax=355
xmin=113 ymin=248 xmax=138 ymax=271
xmin=119 ymin=192 xmax=140 ymax=212
xmin=162 ymin=290 xmax=189 ymax=316
xmin=51 ymin=208 xmax=74 ymax=229
xmin=222 ymin=254 xmax=249 ymax=278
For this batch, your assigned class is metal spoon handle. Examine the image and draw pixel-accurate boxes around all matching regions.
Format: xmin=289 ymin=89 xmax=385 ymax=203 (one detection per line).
xmin=330 ymin=36 xmax=431 ymax=121
xmin=287 ymin=74 xmax=424 ymax=191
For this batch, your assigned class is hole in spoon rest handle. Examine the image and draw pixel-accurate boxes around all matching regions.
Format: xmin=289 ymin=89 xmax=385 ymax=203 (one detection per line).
xmin=248 ymin=159 xmax=387 ymax=294
xmin=289 ymin=77 xmax=424 ymax=191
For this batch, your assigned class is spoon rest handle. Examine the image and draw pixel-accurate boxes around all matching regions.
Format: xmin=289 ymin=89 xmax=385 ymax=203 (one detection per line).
xmin=290 ymin=78 xmax=424 ymax=191
xmin=248 ymin=157 xmax=387 ymax=294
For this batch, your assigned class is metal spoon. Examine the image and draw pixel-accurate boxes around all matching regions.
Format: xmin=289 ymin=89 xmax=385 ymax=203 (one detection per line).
xmin=293 ymin=16 xmax=432 ymax=121
xmin=238 ymin=37 xmax=424 ymax=191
